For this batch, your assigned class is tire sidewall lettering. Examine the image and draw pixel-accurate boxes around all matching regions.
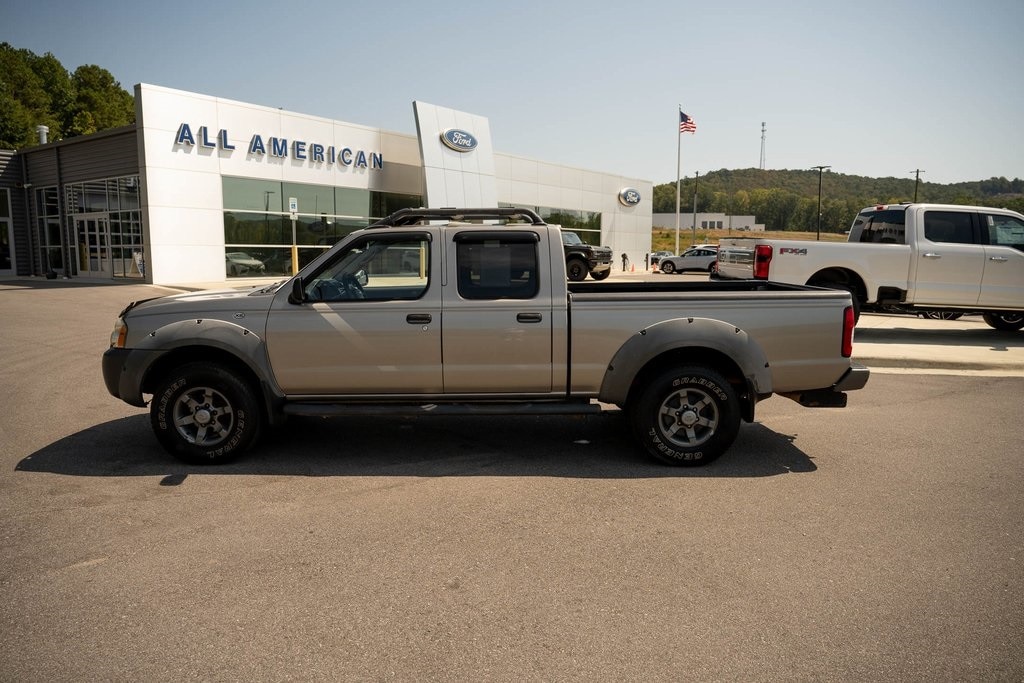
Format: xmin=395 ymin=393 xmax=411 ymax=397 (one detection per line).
xmin=672 ymin=375 xmax=728 ymax=402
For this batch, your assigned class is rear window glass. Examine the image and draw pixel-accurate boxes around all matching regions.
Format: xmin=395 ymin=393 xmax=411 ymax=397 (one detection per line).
xmin=852 ymin=210 xmax=905 ymax=243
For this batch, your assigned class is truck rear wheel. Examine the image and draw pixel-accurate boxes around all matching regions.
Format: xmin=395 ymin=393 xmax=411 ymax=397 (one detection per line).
xmin=150 ymin=362 xmax=263 ymax=465
xmin=630 ymin=365 xmax=740 ymax=466
xmin=983 ymin=312 xmax=1024 ymax=331
xmin=566 ymin=258 xmax=588 ymax=282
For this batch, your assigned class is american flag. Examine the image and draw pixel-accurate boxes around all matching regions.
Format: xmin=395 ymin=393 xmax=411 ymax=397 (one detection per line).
xmin=679 ymin=111 xmax=697 ymax=134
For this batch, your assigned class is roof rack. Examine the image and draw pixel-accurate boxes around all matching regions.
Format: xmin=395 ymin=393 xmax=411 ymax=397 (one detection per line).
xmin=370 ymin=207 xmax=547 ymax=227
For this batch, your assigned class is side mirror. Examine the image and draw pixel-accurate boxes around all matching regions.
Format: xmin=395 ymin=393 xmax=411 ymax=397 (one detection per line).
xmin=287 ymin=277 xmax=305 ymax=305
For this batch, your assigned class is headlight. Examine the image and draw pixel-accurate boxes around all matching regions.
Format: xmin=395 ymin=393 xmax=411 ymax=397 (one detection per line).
xmin=110 ymin=318 xmax=128 ymax=348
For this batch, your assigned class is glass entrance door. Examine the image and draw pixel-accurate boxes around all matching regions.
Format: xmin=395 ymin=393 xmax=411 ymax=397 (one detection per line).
xmin=75 ymin=214 xmax=110 ymax=277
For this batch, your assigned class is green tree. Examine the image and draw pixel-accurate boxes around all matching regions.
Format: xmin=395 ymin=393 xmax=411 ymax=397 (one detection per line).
xmin=67 ymin=64 xmax=134 ymax=136
xmin=0 ymin=42 xmax=134 ymax=147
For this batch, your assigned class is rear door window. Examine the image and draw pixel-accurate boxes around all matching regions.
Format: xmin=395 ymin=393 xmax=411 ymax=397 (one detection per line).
xmin=455 ymin=232 xmax=540 ymax=300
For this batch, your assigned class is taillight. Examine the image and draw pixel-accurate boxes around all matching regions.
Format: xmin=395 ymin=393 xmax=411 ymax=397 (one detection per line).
xmin=841 ymin=306 xmax=855 ymax=358
xmin=753 ymin=244 xmax=773 ymax=279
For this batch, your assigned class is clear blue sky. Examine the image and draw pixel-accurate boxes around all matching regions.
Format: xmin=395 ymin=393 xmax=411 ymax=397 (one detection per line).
xmin=3 ymin=0 xmax=1022 ymax=185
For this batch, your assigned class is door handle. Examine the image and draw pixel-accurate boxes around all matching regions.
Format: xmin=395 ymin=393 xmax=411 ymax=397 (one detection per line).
xmin=989 ymin=256 xmax=1009 ymax=262
xmin=406 ymin=313 xmax=432 ymax=324
xmin=922 ymin=253 xmax=942 ymax=259
xmin=517 ymin=312 xmax=543 ymax=323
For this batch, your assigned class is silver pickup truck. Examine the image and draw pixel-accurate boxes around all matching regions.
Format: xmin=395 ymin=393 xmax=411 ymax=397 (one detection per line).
xmin=103 ymin=208 xmax=868 ymax=467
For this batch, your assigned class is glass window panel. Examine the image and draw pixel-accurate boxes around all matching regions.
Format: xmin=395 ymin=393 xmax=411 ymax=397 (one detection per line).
xmin=107 ymin=179 xmax=120 ymax=212
xmin=119 ymin=177 xmax=140 ymax=210
xmin=222 ymin=177 xmax=283 ymax=212
xmin=0 ymin=188 xmax=9 ymax=218
xmin=45 ymin=218 xmax=61 ymax=245
xmin=282 ymin=182 xmax=335 ymax=219
xmin=371 ymin=191 xmax=422 ymax=219
xmin=83 ymin=180 xmax=107 ymax=213
xmin=336 ymin=187 xmax=370 ymax=218
xmin=224 ymin=211 xmax=289 ymax=245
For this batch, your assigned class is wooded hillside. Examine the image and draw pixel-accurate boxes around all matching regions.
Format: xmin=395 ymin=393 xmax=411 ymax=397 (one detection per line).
xmin=653 ymin=168 xmax=1024 ymax=233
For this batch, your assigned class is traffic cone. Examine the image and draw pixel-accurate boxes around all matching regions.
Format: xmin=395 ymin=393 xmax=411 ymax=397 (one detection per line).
xmin=631 ymin=263 xmax=635 ymax=272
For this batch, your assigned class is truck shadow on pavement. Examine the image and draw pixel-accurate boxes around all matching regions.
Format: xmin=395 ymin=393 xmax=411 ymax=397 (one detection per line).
xmin=16 ymin=413 xmax=816 ymax=479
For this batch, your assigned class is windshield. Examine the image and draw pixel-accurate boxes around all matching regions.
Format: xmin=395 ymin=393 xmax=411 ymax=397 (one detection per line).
xmin=561 ymin=232 xmax=583 ymax=246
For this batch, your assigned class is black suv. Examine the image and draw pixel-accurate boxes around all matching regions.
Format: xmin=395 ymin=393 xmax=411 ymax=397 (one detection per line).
xmin=561 ymin=231 xmax=613 ymax=281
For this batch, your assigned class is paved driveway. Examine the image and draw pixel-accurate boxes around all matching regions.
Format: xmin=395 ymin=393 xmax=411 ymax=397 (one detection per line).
xmin=2 ymin=278 xmax=1022 ymax=681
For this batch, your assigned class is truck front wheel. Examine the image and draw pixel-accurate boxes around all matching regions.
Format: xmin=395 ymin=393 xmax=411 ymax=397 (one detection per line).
xmin=983 ymin=312 xmax=1024 ymax=331
xmin=150 ymin=362 xmax=263 ymax=465
xmin=566 ymin=258 xmax=588 ymax=282
xmin=589 ymin=269 xmax=610 ymax=281
xmin=630 ymin=365 xmax=740 ymax=466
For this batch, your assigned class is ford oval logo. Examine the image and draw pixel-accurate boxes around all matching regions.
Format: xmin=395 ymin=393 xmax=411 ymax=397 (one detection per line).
xmin=618 ymin=187 xmax=641 ymax=206
xmin=440 ymin=128 xmax=478 ymax=153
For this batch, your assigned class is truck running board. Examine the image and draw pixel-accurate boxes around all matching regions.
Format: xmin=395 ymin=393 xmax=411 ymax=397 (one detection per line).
xmin=283 ymin=401 xmax=604 ymax=418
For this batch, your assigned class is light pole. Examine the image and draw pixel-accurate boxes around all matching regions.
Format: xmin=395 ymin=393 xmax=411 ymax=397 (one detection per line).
xmin=811 ymin=165 xmax=830 ymax=240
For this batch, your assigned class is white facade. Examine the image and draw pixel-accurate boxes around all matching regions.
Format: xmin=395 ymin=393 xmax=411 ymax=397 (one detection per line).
xmin=136 ymin=84 xmax=653 ymax=285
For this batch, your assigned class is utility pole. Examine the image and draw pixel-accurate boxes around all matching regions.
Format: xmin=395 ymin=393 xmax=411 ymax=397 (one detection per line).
xmin=691 ymin=172 xmax=699 ymax=246
xmin=759 ymin=122 xmax=766 ymax=170
xmin=909 ymin=169 xmax=925 ymax=202
xmin=811 ymin=165 xmax=831 ymax=240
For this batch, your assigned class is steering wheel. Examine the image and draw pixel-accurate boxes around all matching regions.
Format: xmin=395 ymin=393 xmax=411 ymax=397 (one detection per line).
xmin=339 ymin=273 xmax=365 ymax=299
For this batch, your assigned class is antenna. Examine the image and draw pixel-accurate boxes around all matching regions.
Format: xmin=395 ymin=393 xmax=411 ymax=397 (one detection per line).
xmin=759 ymin=122 xmax=767 ymax=170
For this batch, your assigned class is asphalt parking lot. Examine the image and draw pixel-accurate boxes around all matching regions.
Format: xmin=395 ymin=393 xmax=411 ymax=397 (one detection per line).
xmin=1 ymin=276 xmax=1022 ymax=681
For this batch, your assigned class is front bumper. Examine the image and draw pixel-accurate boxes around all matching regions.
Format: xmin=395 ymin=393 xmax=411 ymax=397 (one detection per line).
xmin=102 ymin=347 xmax=159 ymax=407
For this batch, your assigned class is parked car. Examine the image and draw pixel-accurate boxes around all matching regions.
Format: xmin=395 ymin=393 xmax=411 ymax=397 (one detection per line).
xmin=650 ymin=250 xmax=674 ymax=266
xmin=225 ymin=251 xmax=267 ymax=276
xmin=659 ymin=246 xmax=719 ymax=274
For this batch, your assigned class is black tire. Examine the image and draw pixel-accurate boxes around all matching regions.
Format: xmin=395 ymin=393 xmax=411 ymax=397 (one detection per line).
xmin=983 ymin=312 xmax=1024 ymax=331
xmin=589 ymin=269 xmax=611 ymax=281
xmin=630 ymin=365 xmax=741 ymax=466
xmin=707 ymin=262 xmax=717 ymax=273
xmin=150 ymin=362 xmax=263 ymax=465
xmin=660 ymin=261 xmax=676 ymax=274
xmin=566 ymin=258 xmax=588 ymax=282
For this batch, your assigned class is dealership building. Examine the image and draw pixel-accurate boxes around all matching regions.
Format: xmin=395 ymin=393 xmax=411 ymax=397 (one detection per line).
xmin=0 ymin=84 xmax=653 ymax=285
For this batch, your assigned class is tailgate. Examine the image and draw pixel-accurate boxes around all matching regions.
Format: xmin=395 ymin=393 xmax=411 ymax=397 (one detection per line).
xmin=716 ymin=240 xmax=757 ymax=279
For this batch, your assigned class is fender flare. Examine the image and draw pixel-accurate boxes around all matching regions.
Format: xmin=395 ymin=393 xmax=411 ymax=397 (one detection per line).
xmin=598 ymin=317 xmax=774 ymax=407
xmin=133 ymin=318 xmax=272 ymax=390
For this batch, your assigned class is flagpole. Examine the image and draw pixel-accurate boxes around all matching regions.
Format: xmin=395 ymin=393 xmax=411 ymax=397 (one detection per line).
xmin=674 ymin=105 xmax=682 ymax=255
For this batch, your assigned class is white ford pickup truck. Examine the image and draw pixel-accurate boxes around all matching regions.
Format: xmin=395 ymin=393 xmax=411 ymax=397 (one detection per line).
xmin=103 ymin=208 xmax=868 ymax=467
xmin=717 ymin=203 xmax=1024 ymax=330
